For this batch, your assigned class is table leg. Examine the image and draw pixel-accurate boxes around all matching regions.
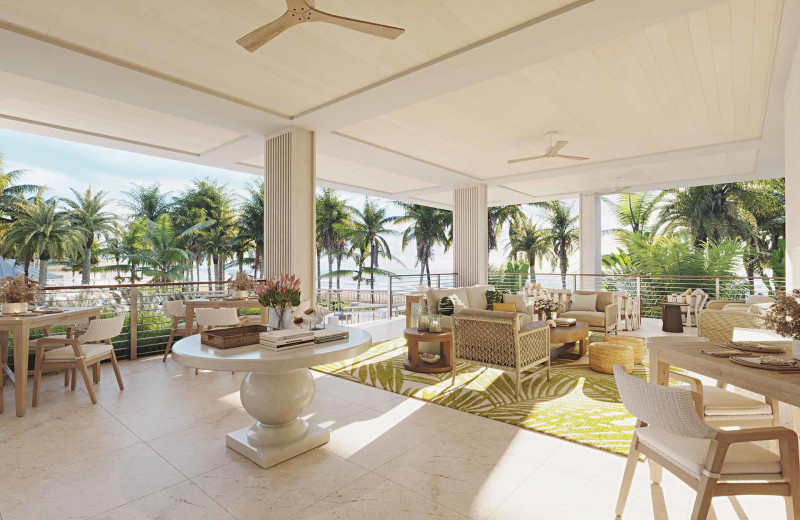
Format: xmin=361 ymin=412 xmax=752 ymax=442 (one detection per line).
xmin=1 ymin=330 xmax=9 ymax=385
xmin=648 ymin=348 xmax=670 ymax=386
xmin=227 ymin=368 xmax=329 ymax=468
xmin=442 ymin=340 xmax=453 ymax=369
xmin=260 ymin=306 xmax=267 ymax=325
xmin=578 ymin=338 xmax=586 ymax=357
xmin=185 ymin=305 xmax=195 ymax=336
xmin=406 ymin=339 xmax=419 ymax=368
xmin=12 ymin=324 xmax=29 ymax=417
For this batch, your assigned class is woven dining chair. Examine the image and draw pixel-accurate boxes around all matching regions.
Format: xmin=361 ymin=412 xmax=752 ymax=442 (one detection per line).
xmin=613 ymin=365 xmax=799 ymax=520
xmin=645 ymin=336 xmax=779 ymax=428
xmin=32 ymin=315 xmax=125 ymax=406
xmin=162 ymin=300 xmax=194 ymax=362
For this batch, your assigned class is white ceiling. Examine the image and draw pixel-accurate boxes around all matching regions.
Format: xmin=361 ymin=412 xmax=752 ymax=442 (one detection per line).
xmin=0 ymin=0 xmax=797 ymax=209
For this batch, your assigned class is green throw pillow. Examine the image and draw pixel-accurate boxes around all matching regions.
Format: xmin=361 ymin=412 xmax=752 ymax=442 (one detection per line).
xmin=485 ymin=290 xmax=508 ymax=310
xmin=439 ymin=295 xmax=463 ymax=316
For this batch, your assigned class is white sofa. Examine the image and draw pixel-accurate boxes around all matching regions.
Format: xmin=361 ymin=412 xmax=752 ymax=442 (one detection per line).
xmin=423 ymin=285 xmax=534 ymax=328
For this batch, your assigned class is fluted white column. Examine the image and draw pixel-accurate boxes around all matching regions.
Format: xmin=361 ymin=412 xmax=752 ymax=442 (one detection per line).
xmin=786 ymin=36 xmax=800 ymax=291
xmin=264 ymin=127 xmax=316 ymax=300
xmin=453 ymin=185 xmax=488 ymax=286
xmin=579 ymin=194 xmax=602 ymax=290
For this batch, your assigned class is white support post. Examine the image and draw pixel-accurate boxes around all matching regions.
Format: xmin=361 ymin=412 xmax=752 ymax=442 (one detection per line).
xmin=453 ymin=185 xmax=488 ymax=287
xmin=579 ymin=194 xmax=602 ymax=291
xmin=787 ymin=36 xmax=800 ymax=292
xmin=263 ymin=128 xmax=317 ymax=301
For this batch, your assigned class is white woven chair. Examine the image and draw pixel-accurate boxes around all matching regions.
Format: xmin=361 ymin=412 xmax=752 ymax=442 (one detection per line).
xmin=161 ymin=300 xmax=195 ymax=362
xmin=613 ymin=365 xmax=799 ymax=520
xmin=645 ymin=336 xmax=779 ymax=428
xmin=32 ymin=315 xmax=125 ymax=406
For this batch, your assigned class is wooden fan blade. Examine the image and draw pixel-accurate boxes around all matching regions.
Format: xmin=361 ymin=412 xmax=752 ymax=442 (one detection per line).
xmin=237 ymin=11 xmax=302 ymax=52
xmin=507 ymin=155 xmax=548 ymax=164
xmin=551 ymin=140 xmax=568 ymax=154
xmin=308 ymin=7 xmax=405 ymax=39
xmin=555 ymin=154 xmax=590 ymax=161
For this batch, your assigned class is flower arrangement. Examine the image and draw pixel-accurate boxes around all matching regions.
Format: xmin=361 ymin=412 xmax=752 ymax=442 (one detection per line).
xmin=764 ymin=290 xmax=800 ymax=340
xmin=533 ymin=297 xmax=563 ymax=320
xmin=255 ymin=274 xmax=302 ymax=328
xmin=0 ymin=275 xmax=40 ymax=304
xmin=229 ymin=271 xmax=255 ymax=292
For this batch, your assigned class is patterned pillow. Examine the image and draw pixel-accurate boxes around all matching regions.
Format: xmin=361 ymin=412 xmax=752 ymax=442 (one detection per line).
xmin=438 ymin=294 xmax=466 ymax=316
xmin=485 ymin=290 xmax=508 ymax=310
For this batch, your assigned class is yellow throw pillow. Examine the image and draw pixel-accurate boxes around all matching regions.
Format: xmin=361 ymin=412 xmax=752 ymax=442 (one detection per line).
xmin=493 ymin=302 xmax=517 ymax=312
xmin=684 ymin=288 xmax=692 ymax=296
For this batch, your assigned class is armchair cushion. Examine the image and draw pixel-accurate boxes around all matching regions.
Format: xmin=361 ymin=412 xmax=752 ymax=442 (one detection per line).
xmin=701 ymin=386 xmax=773 ymax=417
xmin=745 ymin=295 xmax=776 ymax=305
xmin=44 ymin=343 xmax=112 ymax=362
xmin=559 ymin=310 xmax=605 ymax=328
xmin=636 ymin=426 xmax=781 ymax=480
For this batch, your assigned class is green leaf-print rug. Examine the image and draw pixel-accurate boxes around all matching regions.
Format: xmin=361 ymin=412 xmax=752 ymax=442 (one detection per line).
xmin=313 ymin=335 xmax=648 ymax=457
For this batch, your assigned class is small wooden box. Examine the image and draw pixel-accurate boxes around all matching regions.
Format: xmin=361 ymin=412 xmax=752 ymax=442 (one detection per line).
xmin=201 ymin=325 xmax=271 ymax=349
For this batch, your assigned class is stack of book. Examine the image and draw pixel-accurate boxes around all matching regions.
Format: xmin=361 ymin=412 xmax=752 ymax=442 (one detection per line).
xmin=259 ymin=329 xmax=314 ymax=351
xmin=554 ymin=317 xmax=577 ymax=327
xmin=314 ymin=329 xmax=349 ymax=344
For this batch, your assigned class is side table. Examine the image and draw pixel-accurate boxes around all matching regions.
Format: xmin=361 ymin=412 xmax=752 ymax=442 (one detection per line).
xmin=403 ymin=327 xmax=453 ymax=373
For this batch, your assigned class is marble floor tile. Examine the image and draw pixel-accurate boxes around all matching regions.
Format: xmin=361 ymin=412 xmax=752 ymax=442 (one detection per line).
xmin=93 ymin=481 xmax=235 ymax=520
xmin=301 ymin=390 xmax=370 ymax=429
xmin=192 ymin=449 xmax=367 ymax=520
xmin=290 ymin=472 xmax=466 ymax=520
xmin=314 ymin=374 xmax=399 ymax=408
xmin=0 ymin=443 xmax=184 ymax=520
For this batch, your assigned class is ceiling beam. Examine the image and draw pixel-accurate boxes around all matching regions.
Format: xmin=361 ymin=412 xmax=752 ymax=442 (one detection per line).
xmin=0 ymin=26 xmax=290 ymax=136
xmin=487 ymin=138 xmax=763 ymax=185
xmin=293 ymin=0 xmax=723 ymax=132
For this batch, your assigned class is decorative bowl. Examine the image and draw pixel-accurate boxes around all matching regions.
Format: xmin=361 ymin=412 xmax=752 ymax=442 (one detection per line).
xmin=419 ymin=353 xmax=440 ymax=364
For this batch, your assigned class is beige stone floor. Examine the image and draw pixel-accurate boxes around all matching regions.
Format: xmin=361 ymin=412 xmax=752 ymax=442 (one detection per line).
xmin=0 ymin=354 xmax=790 ymax=520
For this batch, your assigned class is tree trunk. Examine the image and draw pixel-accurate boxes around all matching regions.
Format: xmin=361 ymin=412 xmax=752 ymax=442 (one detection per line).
xmin=38 ymin=256 xmax=48 ymax=287
xmin=316 ymin=251 xmax=322 ymax=290
xmin=336 ymin=255 xmax=342 ymax=289
xmin=82 ymin=245 xmax=92 ymax=285
xmin=23 ymin=259 xmax=30 ymax=278
xmin=528 ymin=253 xmax=537 ymax=284
xmin=328 ymin=255 xmax=333 ymax=290
xmin=207 ymin=259 xmax=212 ymax=284
xmin=560 ymin=249 xmax=568 ymax=289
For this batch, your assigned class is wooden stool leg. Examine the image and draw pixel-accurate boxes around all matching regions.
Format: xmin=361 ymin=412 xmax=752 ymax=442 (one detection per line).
xmin=64 ymin=369 xmax=70 ymax=386
xmin=92 ymin=363 xmax=100 ymax=384
xmin=616 ymin=438 xmax=639 ymax=518
xmin=690 ymin=476 xmax=717 ymax=520
xmin=70 ymin=368 xmax=77 ymax=390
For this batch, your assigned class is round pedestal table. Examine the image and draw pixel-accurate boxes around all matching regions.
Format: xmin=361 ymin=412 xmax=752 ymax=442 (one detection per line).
xmin=171 ymin=327 xmax=371 ymax=469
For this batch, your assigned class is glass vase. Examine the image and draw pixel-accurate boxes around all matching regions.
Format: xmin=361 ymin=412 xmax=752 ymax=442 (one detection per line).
xmin=417 ymin=303 xmax=430 ymax=331
xmin=268 ymin=306 xmax=293 ymax=329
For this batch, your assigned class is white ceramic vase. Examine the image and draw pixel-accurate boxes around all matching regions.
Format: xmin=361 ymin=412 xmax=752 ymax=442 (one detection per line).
xmin=232 ymin=290 xmax=249 ymax=300
xmin=1 ymin=302 xmax=28 ymax=315
xmin=792 ymin=339 xmax=800 ymax=361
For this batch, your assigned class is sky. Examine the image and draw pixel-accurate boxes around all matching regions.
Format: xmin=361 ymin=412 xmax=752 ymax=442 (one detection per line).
xmin=0 ymin=129 xmax=621 ymax=283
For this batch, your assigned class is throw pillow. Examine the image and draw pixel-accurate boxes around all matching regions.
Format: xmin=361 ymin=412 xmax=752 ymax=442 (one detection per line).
xmin=485 ymin=289 xmax=508 ymax=310
xmin=438 ymin=294 xmax=466 ymax=316
xmin=503 ymin=293 xmax=527 ymax=312
xmin=570 ymin=293 xmax=597 ymax=312
xmin=493 ymin=302 xmax=517 ymax=312
xmin=744 ymin=294 xmax=775 ymax=305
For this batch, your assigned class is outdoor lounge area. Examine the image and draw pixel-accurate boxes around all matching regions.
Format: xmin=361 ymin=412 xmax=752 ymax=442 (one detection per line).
xmin=3 ymin=0 xmax=800 ymax=519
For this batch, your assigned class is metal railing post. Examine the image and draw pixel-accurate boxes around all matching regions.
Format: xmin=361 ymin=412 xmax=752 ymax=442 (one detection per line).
xmin=636 ymin=276 xmax=641 ymax=299
xmin=572 ymin=274 xmax=577 ymax=292
xmin=129 ymin=286 xmax=138 ymax=360
xmin=715 ymin=278 xmax=720 ymax=300
xmin=387 ymin=276 xmax=394 ymax=318
xmin=437 ymin=274 xmax=441 ymax=288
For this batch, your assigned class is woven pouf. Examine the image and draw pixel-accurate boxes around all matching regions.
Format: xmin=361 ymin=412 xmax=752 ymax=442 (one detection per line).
xmin=589 ymin=342 xmax=634 ymax=374
xmin=603 ymin=335 xmax=645 ymax=364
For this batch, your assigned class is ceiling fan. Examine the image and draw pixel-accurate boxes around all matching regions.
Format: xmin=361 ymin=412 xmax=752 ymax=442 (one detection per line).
xmin=507 ymin=132 xmax=590 ymax=164
xmin=237 ymin=0 xmax=405 ymax=52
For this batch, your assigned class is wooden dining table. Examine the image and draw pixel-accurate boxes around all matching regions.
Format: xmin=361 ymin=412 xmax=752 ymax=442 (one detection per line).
xmin=648 ymin=341 xmax=800 ymax=429
xmin=1 ymin=306 xmax=102 ymax=417
xmin=184 ymin=298 xmax=268 ymax=335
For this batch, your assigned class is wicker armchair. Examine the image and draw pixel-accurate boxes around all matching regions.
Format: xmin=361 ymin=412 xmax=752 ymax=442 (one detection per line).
xmin=697 ymin=307 xmax=766 ymax=344
xmin=452 ymin=309 xmax=550 ymax=397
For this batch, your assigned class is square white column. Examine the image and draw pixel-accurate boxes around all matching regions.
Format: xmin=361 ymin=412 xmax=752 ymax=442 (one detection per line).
xmin=579 ymin=193 xmax=602 ymax=290
xmin=453 ymin=185 xmax=488 ymax=286
xmin=786 ymin=37 xmax=800 ymax=290
xmin=263 ymin=127 xmax=316 ymax=299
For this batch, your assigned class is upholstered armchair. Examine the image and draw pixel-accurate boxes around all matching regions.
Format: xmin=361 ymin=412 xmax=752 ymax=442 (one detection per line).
xmin=559 ymin=290 xmax=618 ymax=333
xmin=697 ymin=307 xmax=767 ymax=344
xmin=451 ymin=309 xmax=550 ymax=397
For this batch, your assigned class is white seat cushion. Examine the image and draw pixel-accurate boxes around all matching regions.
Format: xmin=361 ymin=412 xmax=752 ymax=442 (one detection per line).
xmin=559 ymin=310 xmax=605 ymax=327
xmin=636 ymin=426 xmax=781 ymax=480
xmin=44 ymin=343 xmax=112 ymax=362
xmin=701 ymin=385 xmax=773 ymax=417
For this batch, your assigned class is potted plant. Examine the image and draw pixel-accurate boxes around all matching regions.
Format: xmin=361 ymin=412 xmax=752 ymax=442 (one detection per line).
xmin=764 ymin=290 xmax=800 ymax=360
xmin=255 ymin=274 xmax=301 ymax=329
xmin=533 ymin=297 xmax=563 ymax=322
xmin=0 ymin=275 xmax=40 ymax=315
xmin=229 ymin=271 xmax=255 ymax=299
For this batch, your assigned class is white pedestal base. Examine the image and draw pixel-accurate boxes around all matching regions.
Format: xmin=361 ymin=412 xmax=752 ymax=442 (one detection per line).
xmin=226 ymin=421 xmax=330 ymax=469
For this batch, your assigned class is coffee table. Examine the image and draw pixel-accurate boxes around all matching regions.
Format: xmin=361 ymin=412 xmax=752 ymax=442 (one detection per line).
xmin=403 ymin=327 xmax=452 ymax=373
xmin=171 ymin=326 xmax=371 ymax=468
xmin=528 ymin=320 xmax=589 ymax=360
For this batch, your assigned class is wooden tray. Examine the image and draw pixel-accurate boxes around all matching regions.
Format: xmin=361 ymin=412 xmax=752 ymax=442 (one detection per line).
xmin=730 ymin=355 xmax=800 ymax=372
xmin=201 ymin=325 xmax=271 ymax=349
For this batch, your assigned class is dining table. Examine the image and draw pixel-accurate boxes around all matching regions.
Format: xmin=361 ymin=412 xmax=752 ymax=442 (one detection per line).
xmin=648 ymin=340 xmax=800 ymax=431
xmin=183 ymin=298 xmax=268 ymax=335
xmin=1 ymin=306 xmax=102 ymax=417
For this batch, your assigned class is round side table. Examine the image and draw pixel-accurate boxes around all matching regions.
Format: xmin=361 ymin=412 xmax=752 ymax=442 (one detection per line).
xmin=661 ymin=302 xmax=689 ymax=333
xmin=171 ymin=326 xmax=371 ymax=469
xmin=403 ymin=328 xmax=453 ymax=373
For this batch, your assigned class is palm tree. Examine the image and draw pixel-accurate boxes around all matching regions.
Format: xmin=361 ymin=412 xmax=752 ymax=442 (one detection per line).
xmin=138 ymin=215 xmax=209 ymax=282
xmin=2 ymin=197 xmax=78 ymax=286
xmin=238 ymin=181 xmax=264 ymax=278
xmin=316 ymin=189 xmax=351 ymax=290
xmin=395 ymin=203 xmax=452 ymax=286
xmin=538 ymin=201 xmax=579 ymax=288
xmin=603 ymin=192 xmax=664 ymax=235
xmin=348 ymin=200 xmax=398 ymax=296
xmin=506 ymin=217 xmax=550 ymax=284
xmin=488 ymin=205 xmax=524 ymax=251
xmin=121 ymin=183 xmax=171 ymax=221
xmin=63 ymin=187 xmax=116 ymax=284
xmin=0 ymin=153 xmax=40 ymax=228
xmin=97 ymin=221 xmax=147 ymax=282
